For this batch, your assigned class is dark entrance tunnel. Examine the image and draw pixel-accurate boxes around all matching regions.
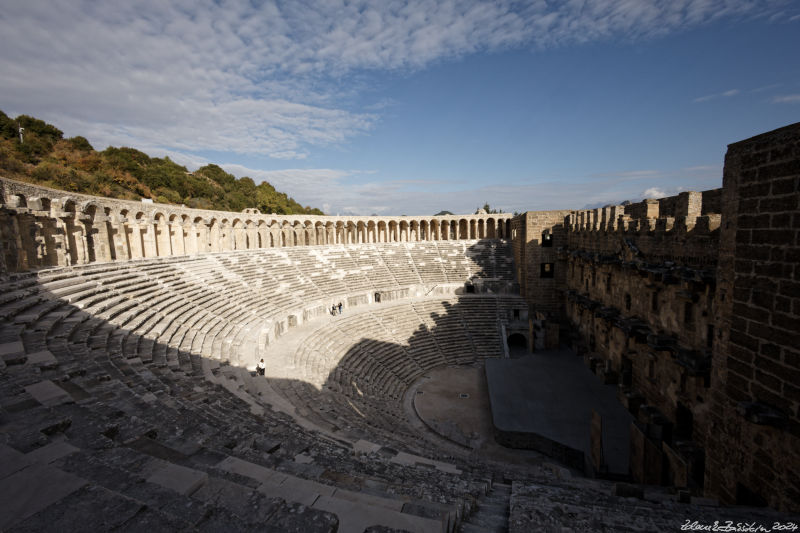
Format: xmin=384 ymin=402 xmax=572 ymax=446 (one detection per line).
xmin=507 ymin=333 xmax=527 ymax=349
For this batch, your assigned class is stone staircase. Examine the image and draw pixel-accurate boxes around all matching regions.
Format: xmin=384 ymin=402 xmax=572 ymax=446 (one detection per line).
xmin=459 ymin=482 xmax=511 ymax=533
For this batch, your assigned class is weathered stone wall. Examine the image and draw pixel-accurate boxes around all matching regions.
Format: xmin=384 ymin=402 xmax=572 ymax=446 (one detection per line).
xmin=559 ymin=189 xmax=721 ymax=492
xmin=510 ymin=210 xmax=571 ymax=317
xmin=510 ymin=122 xmax=799 ymax=512
xmin=0 ymin=177 xmax=512 ymax=274
xmin=703 ymin=122 xmax=800 ymax=512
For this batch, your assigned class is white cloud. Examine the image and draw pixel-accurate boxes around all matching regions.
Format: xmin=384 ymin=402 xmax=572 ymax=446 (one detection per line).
xmin=643 ymin=187 xmax=668 ymax=198
xmin=216 ymin=162 xmax=722 ymax=216
xmin=772 ymin=94 xmax=800 ymax=103
xmin=1 ymin=0 xmax=787 ymax=161
xmin=693 ymin=88 xmax=740 ymax=103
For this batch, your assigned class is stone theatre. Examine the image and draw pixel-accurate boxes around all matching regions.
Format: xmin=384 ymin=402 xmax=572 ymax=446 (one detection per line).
xmin=0 ymin=123 xmax=797 ymax=531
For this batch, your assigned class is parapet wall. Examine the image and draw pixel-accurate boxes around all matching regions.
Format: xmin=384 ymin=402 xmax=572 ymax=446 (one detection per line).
xmin=0 ymin=177 xmax=512 ymax=274
xmin=564 ymin=189 xmax=722 ymax=266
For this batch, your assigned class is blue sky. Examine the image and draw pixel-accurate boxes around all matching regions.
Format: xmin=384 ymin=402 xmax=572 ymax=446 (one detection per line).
xmin=1 ymin=1 xmax=799 ymax=215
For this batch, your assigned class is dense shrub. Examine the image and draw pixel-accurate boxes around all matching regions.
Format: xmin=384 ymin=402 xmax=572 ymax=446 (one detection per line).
xmin=0 ymin=109 xmax=325 ymax=214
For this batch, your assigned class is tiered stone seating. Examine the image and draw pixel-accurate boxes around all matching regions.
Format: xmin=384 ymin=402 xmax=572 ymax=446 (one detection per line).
xmin=280 ymin=297 xmax=517 ymax=453
xmin=464 ymin=241 xmax=493 ymax=278
xmin=436 ymin=241 xmax=472 ymax=282
xmin=413 ymin=300 xmax=477 ymax=365
xmin=2 ymin=239 xmax=795 ymax=530
xmin=1 ymin=292 xmax=491 ymax=531
xmin=375 ymin=244 xmax=424 ymax=286
xmin=493 ymin=241 xmax=515 ymax=279
xmin=0 ymin=242 xmax=531 ymax=530
xmin=347 ymin=246 xmax=397 ymax=288
xmin=407 ymin=242 xmax=447 ymax=284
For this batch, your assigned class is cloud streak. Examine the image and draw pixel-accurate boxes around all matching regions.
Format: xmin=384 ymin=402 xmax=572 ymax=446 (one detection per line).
xmin=772 ymin=94 xmax=800 ymax=103
xmin=1 ymin=0 xmax=787 ymax=160
xmin=217 ymin=162 xmax=722 ymax=216
xmin=693 ymin=88 xmax=740 ymax=103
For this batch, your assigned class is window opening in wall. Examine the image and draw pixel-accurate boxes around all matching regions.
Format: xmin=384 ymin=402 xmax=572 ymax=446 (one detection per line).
xmin=374 ymin=292 xmax=381 ymax=303
xmin=541 ymin=232 xmax=553 ymax=247
xmin=513 ymin=309 xmax=520 ymax=320
xmin=625 ymin=293 xmax=631 ymax=311
xmin=465 ymin=284 xmax=475 ymax=294
xmin=675 ymin=402 xmax=693 ymax=441
xmin=651 ymin=291 xmax=658 ymax=312
xmin=684 ymin=301 xmax=694 ymax=325
xmin=706 ymin=324 xmax=714 ymax=349
xmin=540 ymin=263 xmax=554 ymax=278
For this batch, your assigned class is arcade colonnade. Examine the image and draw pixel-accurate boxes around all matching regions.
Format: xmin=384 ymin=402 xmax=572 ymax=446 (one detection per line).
xmin=0 ymin=178 xmax=513 ymax=272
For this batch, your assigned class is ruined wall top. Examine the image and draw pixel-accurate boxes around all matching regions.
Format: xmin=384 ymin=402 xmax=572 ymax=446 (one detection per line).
xmin=0 ymin=176 xmax=512 ymax=227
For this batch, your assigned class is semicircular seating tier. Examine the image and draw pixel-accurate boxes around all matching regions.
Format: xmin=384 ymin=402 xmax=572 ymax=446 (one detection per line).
xmin=0 ymin=241 xmax=528 ymax=531
xmin=2 ymin=239 xmax=785 ymax=531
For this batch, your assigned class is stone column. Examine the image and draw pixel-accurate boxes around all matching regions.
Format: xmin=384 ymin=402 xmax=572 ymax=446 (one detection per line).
xmin=141 ymin=220 xmax=158 ymax=258
xmin=9 ymin=213 xmax=29 ymax=271
xmin=73 ymin=215 xmax=90 ymax=265
xmin=90 ymin=215 xmax=113 ymax=262
xmin=110 ymin=216 xmax=131 ymax=261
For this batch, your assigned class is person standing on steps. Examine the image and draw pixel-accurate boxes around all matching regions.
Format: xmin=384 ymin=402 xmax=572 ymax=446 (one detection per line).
xmin=257 ymin=358 xmax=266 ymax=376
xmin=338 ymin=302 xmax=343 ymax=314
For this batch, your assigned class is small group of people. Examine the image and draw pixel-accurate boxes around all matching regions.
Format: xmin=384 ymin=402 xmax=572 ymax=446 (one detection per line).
xmin=330 ymin=302 xmax=343 ymax=316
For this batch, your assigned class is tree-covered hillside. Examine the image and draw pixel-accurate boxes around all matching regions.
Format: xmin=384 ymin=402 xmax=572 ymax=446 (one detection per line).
xmin=0 ymin=110 xmax=324 ymax=215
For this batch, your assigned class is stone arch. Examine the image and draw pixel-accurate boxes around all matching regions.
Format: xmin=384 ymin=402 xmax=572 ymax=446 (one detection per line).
xmin=282 ymin=220 xmax=292 ymax=246
xmin=134 ymin=211 xmax=150 ymax=258
xmin=299 ymin=221 xmax=311 ymax=246
xmin=487 ymin=218 xmax=496 ymax=239
xmin=231 ymin=218 xmax=246 ymax=250
xmin=244 ymin=219 xmax=258 ymax=249
xmin=268 ymin=220 xmax=280 ymax=247
xmin=153 ymin=212 xmax=171 ymax=256
xmin=344 ymin=221 xmax=355 ymax=244
xmin=290 ymin=221 xmax=302 ymax=246
xmin=409 ymin=220 xmax=418 ymax=242
xmin=356 ymin=221 xmax=366 ymax=243
xmin=167 ymin=214 xmax=184 ymax=255
xmin=117 ymin=209 xmax=133 ymax=260
xmin=399 ymin=220 xmax=409 ymax=242
xmin=257 ymin=220 xmax=268 ymax=248
xmin=507 ymin=333 xmax=528 ymax=349
xmin=324 ymin=221 xmax=334 ymax=244
xmin=208 ymin=218 xmax=221 ymax=252
xmin=459 ymin=218 xmax=468 ymax=239
xmin=314 ymin=221 xmax=325 ymax=245
xmin=81 ymin=204 xmax=101 ymax=263
xmin=60 ymin=199 xmax=82 ymax=265
xmin=367 ymin=221 xmax=376 ymax=243
xmin=191 ymin=216 xmax=206 ymax=254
